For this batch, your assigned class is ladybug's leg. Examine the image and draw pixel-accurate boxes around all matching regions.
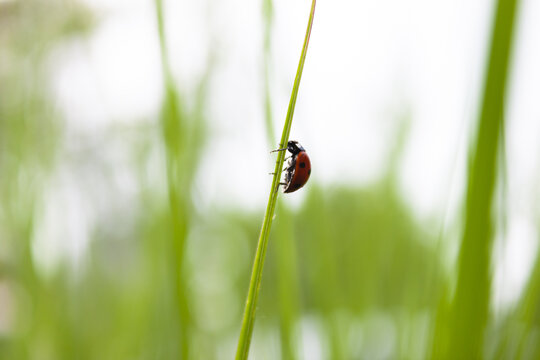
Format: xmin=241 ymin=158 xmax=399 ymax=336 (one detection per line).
xmin=286 ymin=161 xmax=295 ymax=170
xmin=284 ymin=168 xmax=294 ymax=183
xmin=269 ymin=167 xmax=290 ymax=175
xmin=285 ymin=173 xmax=291 ymax=183
xmin=269 ymin=155 xmax=294 ymax=175
xmin=270 ymin=147 xmax=287 ymax=153
xmin=287 ymin=157 xmax=297 ymax=172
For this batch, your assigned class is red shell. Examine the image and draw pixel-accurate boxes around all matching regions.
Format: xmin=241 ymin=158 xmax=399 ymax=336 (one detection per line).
xmin=284 ymin=151 xmax=311 ymax=193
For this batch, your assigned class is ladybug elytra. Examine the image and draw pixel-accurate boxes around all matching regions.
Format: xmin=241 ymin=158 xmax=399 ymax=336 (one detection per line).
xmin=272 ymin=140 xmax=311 ymax=193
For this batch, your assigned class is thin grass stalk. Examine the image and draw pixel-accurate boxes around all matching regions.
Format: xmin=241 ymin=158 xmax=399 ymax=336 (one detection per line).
xmin=235 ymin=1 xmax=316 ymax=358
xmin=261 ymin=0 xmax=301 ymax=358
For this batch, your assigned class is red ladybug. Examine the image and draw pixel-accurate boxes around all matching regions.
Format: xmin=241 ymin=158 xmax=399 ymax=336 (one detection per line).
xmin=273 ymin=140 xmax=311 ymax=193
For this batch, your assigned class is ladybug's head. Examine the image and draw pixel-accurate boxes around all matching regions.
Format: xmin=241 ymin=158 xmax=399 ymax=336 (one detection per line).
xmin=287 ymin=140 xmax=305 ymax=155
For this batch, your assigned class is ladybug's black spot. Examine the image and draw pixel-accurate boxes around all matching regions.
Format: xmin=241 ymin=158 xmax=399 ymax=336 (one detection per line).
xmin=308 ymin=169 xmax=311 ymax=175
xmin=299 ymin=162 xmax=306 ymax=168
xmin=294 ymin=183 xmax=302 ymax=189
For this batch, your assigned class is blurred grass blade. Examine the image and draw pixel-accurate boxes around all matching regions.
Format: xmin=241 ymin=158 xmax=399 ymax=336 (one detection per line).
xmin=261 ymin=0 xmax=302 ymax=358
xmin=155 ymin=0 xmax=192 ymax=357
xmin=513 ymin=249 xmax=540 ymax=358
xmin=235 ymin=1 xmax=316 ymax=359
xmin=442 ymin=0 xmax=519 ymax=358
xmin=262 ymin=0 xmax=276 ymax=146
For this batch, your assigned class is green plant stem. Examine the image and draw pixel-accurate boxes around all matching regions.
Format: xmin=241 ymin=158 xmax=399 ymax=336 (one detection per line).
xmin=261 ymin=2 xmax=301 ymax=358
xmin=235 ymin=1 xmax=316 ymax=359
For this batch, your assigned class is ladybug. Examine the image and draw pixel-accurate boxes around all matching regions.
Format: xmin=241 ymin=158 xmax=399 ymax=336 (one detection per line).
xmin=272 ymin=140 xmax=311 ymax=193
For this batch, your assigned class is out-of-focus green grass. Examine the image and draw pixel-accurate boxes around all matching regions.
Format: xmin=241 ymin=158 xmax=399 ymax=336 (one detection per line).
xmin=432 ymin=0 xmax=519 ymax=358
xmin=0 ymin=0 xmax=537 ymax=359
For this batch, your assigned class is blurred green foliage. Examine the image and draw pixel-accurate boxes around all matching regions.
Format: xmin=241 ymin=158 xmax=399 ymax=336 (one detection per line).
xmin=1 ymin=0 xmax=539 ymax=359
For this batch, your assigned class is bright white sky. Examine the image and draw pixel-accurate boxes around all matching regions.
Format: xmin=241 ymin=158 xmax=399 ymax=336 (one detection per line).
xmin=40 ymin=0 xmax=540 ymax=310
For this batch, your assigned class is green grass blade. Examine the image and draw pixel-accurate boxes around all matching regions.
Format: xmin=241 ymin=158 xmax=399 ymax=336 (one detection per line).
xmin=262 ymin=0 xmax=276 ymax=146
xmin=261 ymin=1 xmax=301 ymax=358
xmin=154 ymin=0 xmax=192 ymax=357
xmin=235 ymin=1 xmax=316 ymax=359
xmin=443 ymin=0 xmax=520 ymax=358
